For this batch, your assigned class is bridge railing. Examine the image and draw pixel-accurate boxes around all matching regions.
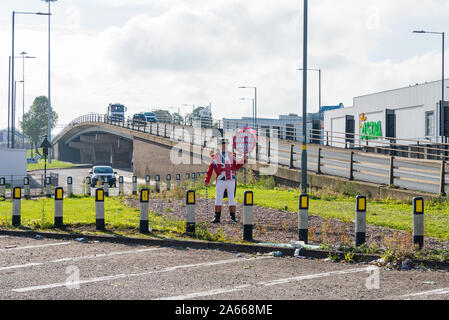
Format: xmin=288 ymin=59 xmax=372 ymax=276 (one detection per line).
xmin=54 ymin=113 xmax=449 ymax=195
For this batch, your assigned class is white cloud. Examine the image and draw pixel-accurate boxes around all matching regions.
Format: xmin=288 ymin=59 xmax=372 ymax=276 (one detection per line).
xmin=2 ymin=0 xmax=449 ymax=133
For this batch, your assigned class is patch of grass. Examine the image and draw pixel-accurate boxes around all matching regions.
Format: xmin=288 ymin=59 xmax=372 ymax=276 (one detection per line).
xmin=27 ymin=160 xmax=78 ymax=171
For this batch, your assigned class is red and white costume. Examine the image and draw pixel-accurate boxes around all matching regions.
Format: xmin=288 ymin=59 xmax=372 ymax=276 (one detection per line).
xmin=205 ymin=151 xmax=246 ymax=206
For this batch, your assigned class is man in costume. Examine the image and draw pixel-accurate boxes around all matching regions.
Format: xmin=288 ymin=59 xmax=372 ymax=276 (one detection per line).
xmin=204 ymin=138 xmax=247 ymax=223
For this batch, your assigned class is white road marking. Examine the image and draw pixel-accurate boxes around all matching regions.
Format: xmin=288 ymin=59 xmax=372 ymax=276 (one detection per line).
xmin=400 ymin=288 xmax=449 ymax=299
xmin=0 ymin=263 xmax=43 ymax=271
xmin=157 ymin=267 xmax=373 ymax=300
xmin=0 ymin=242 xmax=71 ymax=252
xmin=259 ymin=267 xmax=373 ymax=286
xmin=0 ymin=248 xmax=162 ymax=271
xmin=157 ymin=285 xmax=252 ymax=300
xmin=0 ymin=236 xmax=9 ymax=239
xmin=12 ymin=257 xmax=272 ymax=293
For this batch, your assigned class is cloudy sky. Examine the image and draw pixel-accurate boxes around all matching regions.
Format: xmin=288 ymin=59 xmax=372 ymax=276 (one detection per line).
xmin=1 ymin=0 xmax=449 ymax=133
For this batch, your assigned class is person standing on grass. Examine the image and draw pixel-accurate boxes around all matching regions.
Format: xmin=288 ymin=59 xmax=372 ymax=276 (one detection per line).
xmin=205 ymin=138 xmax=247 ymax=224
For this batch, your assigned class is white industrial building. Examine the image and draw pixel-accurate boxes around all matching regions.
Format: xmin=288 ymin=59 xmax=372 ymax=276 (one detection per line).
xmin=324 ymin=79 xmax=449 ymax=147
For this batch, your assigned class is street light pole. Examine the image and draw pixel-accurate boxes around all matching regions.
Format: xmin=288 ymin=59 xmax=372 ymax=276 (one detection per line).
xmin=20 ymin=52 xmax=36 ymax=148
xmin=7 ymin=57 xmax=11 ymax=148
xmin=298 ymin=68 xmax=321 ymax=119
xmin=301 ymin=0 xmax=308 ymax=194
xmin=413 ymin=30 xmax=445 ymax=143
xmin=42 ymin=0 xmax=57 ymax=163
xmin=10 ymin=10 xmax=50 ymax=149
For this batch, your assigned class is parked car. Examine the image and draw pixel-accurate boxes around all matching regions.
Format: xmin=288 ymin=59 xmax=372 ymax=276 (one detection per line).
xmin=144 ymin=112 xmax=157 ymax=123
xmin=132 ymin=113 xmax=147 ymax=126
xmin=89 ymin=166 xmax=117 ymax=187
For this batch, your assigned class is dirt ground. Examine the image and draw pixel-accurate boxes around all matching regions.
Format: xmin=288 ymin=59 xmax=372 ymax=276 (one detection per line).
xmin=126 ymin=196 xmax=449 ymax=251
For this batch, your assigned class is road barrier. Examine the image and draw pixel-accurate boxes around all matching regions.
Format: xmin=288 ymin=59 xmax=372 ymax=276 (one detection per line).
xmin=0 ymin=178 xmax=5 ymax=201
xmin=12 ymin=187 xmax=21 ymax=226
xmin=243 ymin=191 xmax=254 ymax=241
xmin=24 ymin=177 xmax=30 ymax=200
xmin=96 ymin=188 xmax=105 ymax=230
xmin=155 ymin=175 xmax=160 ymax=193
xmin=186 ymin=190 xmax=196 ymax=235
xmin=119 ymin=176 xmax=124 ymax=195
xmin=46 ymin=177 xmax=52 ymax=198
xmin=67 ymin=176 xmax=73 ymax=197
xmin=166 ymin=174 xmax=172 ymax=191
xmin=298 ymin=194 xmax=309 ymax=244
xmin=86 ymin=177 xmax=91 ymax=196
xmin=413 ymin=197 xmax=425 ymax=250
xmin=132 ymin=176 xmax=137 ymax=195
xmin=355 ymin=196 xmax=367 ymax=246
xmin=54 ymin=187 xmax=64 ymax=228
xmin=140 ymin=188 xmax=150 ymax=234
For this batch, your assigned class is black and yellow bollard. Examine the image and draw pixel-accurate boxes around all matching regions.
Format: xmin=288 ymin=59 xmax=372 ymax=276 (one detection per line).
xmin=12 ymin=187 xmax=21 ymax=226
xmin=24 ymin=177 xmax=31 ymax=200
xmin=186 ymin=190 xmax=196 ymax=235
xmin=355 ymin=196 xmax=367 ymax=246
xmin=0 ymin=177 xmax=5 ymax=201
xmin=67 ymin=176 xmax=73 ymax=197
xmin=54 ymin=187 xmax=64 ymax=228
xmin=96 ymin=188 xmax=105 ymax=230
xmin=243 ymin=191 xmax=254 ymax=241
xmin=132 ymin=176 xmax=138 ymax=195
xmin=119 ymin=176 xmax=124 ymax=195
xmin=413 ymin=197 xmax=425 ymax=250
xmin=298 ymin=194 xmax=309 ymax=244
xmin=140 ymin=188 xmax=150 ymax=234
xmin=155 ymin=175 xmax=161 ymax=193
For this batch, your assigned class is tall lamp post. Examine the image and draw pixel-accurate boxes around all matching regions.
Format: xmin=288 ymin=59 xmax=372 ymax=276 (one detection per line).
xmin=238 ymin=86 xmax=257 ymax=131
xmin=20 ymin=52 xmax=36 ymax=148
xmin=42 ymin=0 xmax=58 ymax=163
xmin=11 ymin=10 xmax=50 ymax=149
xmin=13 ymin=80 xmax=24 ymax=148
xmin=298 ymin=68 xmax=321 ymax=118
xmin=413 ymin=30 xmax=445 ymax=143
xmin=301 ymin=0 xmax=309 ymax=194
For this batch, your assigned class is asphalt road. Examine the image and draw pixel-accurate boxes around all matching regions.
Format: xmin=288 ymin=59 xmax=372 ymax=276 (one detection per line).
xmin=1 ymin=235 xmax=449 ymax=301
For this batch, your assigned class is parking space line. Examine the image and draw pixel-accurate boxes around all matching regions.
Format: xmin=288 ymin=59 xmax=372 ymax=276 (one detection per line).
xmin=157 ymin=267 xmax=373 ymax=300
xmin=0 ymin=242 xmax=71 ymax=252
xmin=157 ymin=285 xmax=252 ymax=300
xmin=12 ymin=257 xmax=272 ymax=293
xmin=0 ymin=248 xmax=162 ymax=271
xmin=399 ymin=288 xmax=449 ymax=299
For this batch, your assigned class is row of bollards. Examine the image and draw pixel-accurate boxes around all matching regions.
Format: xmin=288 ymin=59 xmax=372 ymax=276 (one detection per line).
xmin=1 ymin=172 xmax=207 ymax=200
xmin=6 ymin=186 xmax=256 ymax=241
xmin=298 ymin=194 xmax=426 ymax=250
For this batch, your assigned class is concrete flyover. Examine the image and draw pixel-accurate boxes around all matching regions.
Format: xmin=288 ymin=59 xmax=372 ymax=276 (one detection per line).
xmin=53 ymin=114 xmax=449 ymax=199
xmin=52 ymin=116 xmax=212 ymax=179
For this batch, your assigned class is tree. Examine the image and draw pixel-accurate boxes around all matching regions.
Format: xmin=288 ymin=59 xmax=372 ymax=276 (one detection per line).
xmin=20 ymin=96 xmax=58 ymax=152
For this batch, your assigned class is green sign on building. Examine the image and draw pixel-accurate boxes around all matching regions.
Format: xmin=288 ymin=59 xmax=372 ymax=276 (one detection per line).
xmin=361 ymin=121 xmax=382 ymax=140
